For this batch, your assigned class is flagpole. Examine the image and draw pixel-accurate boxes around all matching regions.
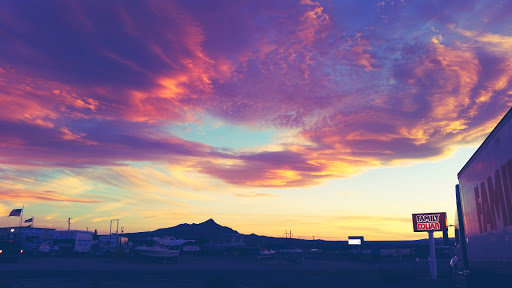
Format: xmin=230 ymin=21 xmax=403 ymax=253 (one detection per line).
xmin=19 ymin=205 xmax=24 ymax=248
xmin=19 ymin=206 xmax=24 ymax=228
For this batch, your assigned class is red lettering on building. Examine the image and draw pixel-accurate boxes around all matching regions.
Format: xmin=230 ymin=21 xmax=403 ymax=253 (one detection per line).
xmin=474 ymin=186 xmax=483 ymax=234
xmin=503 ymin=161 xmax=512 ymax=225
xmin=488 ymin=170 xmax=509 ymax=227
xmin=473 ymin=158 xmax=512 ymax=234
xmin=480 ymin=181 xmax=494 ymax=232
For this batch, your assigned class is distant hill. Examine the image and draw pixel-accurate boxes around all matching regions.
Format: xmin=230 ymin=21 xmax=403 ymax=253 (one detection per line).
xmin=123 ymin=219 xmax=239 ymax=244
xmin=123 ymin=218 xmax=334 ymax=248
xmin=123 ymin=218 xmax=451 ymax=249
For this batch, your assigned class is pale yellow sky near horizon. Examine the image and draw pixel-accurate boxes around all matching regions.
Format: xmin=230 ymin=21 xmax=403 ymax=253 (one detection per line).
xmin=1 ymin=146 xmax=476 ymax=241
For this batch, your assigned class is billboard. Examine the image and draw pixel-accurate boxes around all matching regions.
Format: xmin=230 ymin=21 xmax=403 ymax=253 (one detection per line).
xmin=412 ymin=212 xmax=447 ymax=232
xmin=348 ymin=236 xmax=364 ymax=245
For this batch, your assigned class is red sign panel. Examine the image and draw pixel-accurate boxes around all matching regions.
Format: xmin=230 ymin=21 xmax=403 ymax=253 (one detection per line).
xmin=412 ymin=212 xmax=447 ymax=232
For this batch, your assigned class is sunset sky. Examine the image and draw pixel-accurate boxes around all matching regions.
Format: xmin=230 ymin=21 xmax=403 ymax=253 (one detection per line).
xmin=1 ymin=0 xmax=512 ymax=240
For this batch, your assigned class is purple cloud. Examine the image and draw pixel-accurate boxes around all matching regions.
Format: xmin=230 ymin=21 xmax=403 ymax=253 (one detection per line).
xmin=0 ymin=0 xmax=511 ymax=187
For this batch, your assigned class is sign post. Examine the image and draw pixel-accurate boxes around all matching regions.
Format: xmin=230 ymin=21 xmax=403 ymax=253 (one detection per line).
xmin=428 ymin=231 xmax=437 ymax=280
xmin=412 ymin=212 xmax=446 ymax=280
xmin=348 ymin=236 xmax=364 ymax=257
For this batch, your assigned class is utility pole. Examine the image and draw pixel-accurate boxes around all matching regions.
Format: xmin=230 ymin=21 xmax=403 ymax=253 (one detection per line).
xmin=68 ymin=218 xmax=71 ymax=230
xmin=110 ymin=219 xmax=119 ymax=250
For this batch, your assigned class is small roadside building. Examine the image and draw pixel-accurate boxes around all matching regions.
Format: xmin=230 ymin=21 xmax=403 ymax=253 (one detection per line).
xmin=95 ymin=234 xmax=128 ymax=255
xmin=53 ymin=230 xmax=93 ymax=254
xmin=0 ymin=227 xmax=55 ymax=252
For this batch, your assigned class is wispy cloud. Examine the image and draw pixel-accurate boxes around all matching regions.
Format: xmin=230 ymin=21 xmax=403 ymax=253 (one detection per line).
xmin=44 ymin=214 xmax=59 ymax=220
xmin=233 ymin=192 xmax=276 ymax=198
xmin=0 ymin=190 xmax=100 ymax=203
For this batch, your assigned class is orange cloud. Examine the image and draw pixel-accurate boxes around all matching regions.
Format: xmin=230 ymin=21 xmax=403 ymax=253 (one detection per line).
xmin=0 ymin=68 xmax=101 ymax=129
xmin=337 ymin=34 xmax=377 ymax=71
xmin=60 ymin=127 xmax=97 ymax=145
xmin=0 ymin=91 xmax=57 ymax=128
xmin=0 ymin=189 xmax=100 ymax=203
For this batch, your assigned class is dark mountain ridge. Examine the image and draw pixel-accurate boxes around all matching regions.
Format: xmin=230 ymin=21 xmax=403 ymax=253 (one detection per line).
xmin=124 ymin=218 xmax=239 ymax=244
xmin=123 ymin=218 xmax=447 ymax=250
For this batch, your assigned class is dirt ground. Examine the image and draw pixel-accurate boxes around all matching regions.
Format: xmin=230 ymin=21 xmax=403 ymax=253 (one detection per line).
xmin=0 ymin=254 xmax=452 ymax=288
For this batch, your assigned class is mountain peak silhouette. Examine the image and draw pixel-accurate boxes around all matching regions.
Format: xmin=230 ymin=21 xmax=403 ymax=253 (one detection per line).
xmin=125 ymin=218 xmax=238 ymax=242
xmin=201 ymin=218 xmax=218 ymax=225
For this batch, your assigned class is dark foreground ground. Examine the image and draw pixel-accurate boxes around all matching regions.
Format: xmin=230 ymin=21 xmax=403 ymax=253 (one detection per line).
xmin=0 ymin=254 xmax=454 ymax=288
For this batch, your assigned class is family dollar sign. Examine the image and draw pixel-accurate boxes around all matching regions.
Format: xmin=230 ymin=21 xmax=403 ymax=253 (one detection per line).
xmin=412 ymin=212 xmax=447 ymax=232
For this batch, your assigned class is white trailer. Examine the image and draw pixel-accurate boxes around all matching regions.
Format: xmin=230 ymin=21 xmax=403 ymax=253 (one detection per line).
xmin=53 ymin=230 xmax=93 ymax=253
xmin=454 ymin=107 xmax=512 ymax=278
